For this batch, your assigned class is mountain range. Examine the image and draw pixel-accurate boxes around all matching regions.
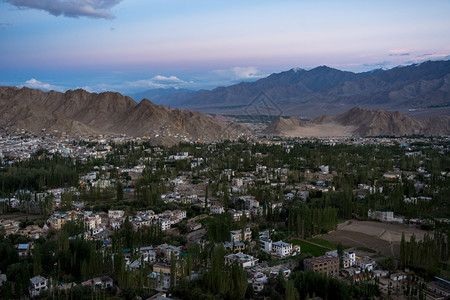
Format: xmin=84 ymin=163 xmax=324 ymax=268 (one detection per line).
xmin=0 ymin=86 xmax=249 ymax=145
xmin=1 ymin=86 xmax=449 ymax=143
xmin=131 ymin=60 xmax=450 ymax=118
xmin=264 ymin=107 xmax=450 ymax=137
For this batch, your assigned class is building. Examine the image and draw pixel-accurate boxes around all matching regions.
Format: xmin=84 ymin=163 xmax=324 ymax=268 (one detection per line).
xmin=260 ymin=238 xmax=295 ymax=257
xmin=108 ymin=210 xmax=124 ymax=219
xmin=368 ymin=210 xmax=394 ymax=222
xmin=304 ymin=255 xmax=339 ymax=276
xmin=230 ymin=227 xmax=252 ymax=242
xmin=81 ymin=276 xmax=113 ymax=290
xmin=29 ymin=276 xmax=48 ymax=297
xmin=325 ymin=250 xmax=356 ymax=268
xmin=210 ymin=205 xmax=225 ymax=214
xmin=159 ymin=218 xmax=171 ymax=231
xmin=85 ymin=214 xmax=101 ymax=230
xmin=356 ymin=256 xmax=376 ymax=271
xmin=272 ymin=241 xmax=293 ymax=257
xmin=260 ymin=237 xmax=272 ymax=253
xmin=225 ymin=253 xmax=258 ymax=268
xmin=223 ymin=241 xmax=245 ymax=253
xmin=153 ymin=263 xmax=171 ymax=275
xmin=17 ymin=242 xmax=32 ymax=257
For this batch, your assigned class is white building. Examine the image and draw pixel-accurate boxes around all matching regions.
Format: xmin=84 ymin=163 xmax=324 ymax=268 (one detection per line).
xmin=325 ymin=250 xmax=356 ymax=268
xmin=272 ymin=241 xmax=293 ymax=257
xmin=368 ymin=210 xmax=394 ymax=222
xmin=225 ymin=253 xmax=258 ymax=268
xmin=210 ymin=205 xmax=225 ymax=215
xmin=29 ymin=276 xmax=48 ymax=297
xmin=159 ymin=218 xmax=171 ymax=231
xmin=260 ymin=237 xmax=272 ymax=253
xmin=108 ymin=210 xmax=124 ymax=219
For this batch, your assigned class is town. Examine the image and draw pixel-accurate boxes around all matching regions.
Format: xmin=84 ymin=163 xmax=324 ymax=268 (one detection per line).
xmin=0 ymin=134 xmax=449 ymax=299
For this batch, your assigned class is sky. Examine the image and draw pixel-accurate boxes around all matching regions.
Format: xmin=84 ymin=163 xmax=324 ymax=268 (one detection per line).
xmin=0 ymin=0 xmax=449 ymax=95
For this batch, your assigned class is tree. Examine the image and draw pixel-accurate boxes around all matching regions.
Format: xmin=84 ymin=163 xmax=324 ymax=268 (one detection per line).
xmin=286 ymin=279 xmax=298 ymax=300
xmin=33 ymin=243 xmax=42 ymax=276
xmin=14 ymin=273 xmax=22 ymax=298
xmin=116 ymin=181 xmax=124 ymax=201
xmin=337 ymin=242 xmax=344 ymax=269
xmin=170 ymin=252 xmax=176 ymax=288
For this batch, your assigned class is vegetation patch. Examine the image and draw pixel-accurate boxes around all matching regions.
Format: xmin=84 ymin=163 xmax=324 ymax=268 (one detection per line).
xmin=308 ymin=238 xmax=349 ymax=250
xmin=289 ymin=239 xmax=329 ymax=257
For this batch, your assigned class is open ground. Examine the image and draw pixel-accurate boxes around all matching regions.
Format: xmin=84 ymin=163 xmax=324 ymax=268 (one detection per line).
xmin=318 ymin=220 xmax=432 ymax=257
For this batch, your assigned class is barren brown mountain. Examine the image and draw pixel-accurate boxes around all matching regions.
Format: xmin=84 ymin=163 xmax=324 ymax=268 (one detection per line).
xmin=0 ymin=86 xmax=250 ymax=144
xmin=264 ymin=107 xmax=450 ymax=137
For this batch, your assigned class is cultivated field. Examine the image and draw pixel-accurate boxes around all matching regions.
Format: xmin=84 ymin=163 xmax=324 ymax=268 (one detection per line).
xmin=318 ymin=220 xmax=432 ymax=257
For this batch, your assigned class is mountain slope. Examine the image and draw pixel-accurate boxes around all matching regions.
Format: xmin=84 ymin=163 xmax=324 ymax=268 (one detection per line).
xmin=0 ymin=86 xmax=251 ymax=144
xmin=264 ymin=107 xmax=450 ymax=137
xmin=139 ymin=60 xmax=450 ymax=117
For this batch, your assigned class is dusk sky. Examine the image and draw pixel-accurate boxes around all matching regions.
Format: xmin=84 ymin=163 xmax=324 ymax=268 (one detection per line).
xmin=1 ymin=0 xmax=449 ymax=94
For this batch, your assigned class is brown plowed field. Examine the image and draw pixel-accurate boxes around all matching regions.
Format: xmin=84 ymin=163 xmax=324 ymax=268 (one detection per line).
xmin=319 ymin=220 xmax=431 ymax=257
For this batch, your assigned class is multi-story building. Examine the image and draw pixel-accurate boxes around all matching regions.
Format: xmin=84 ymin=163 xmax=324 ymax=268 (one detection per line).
xmin=325 ymin=250 xmax=356 ymax=268
xmin=108 ymin=210 xmax=124 ymax=219
xmin=304 ymin=255 xmax=339 ymax=276
xmin=210 ymin=205 xmax=225 ymax=214
xmin=85 ymin=214 xmax=101 ymax=230
xmin=29 ymin=276 xmax=48 ymax=297
xmin=272 ymin=241 xmax=292 ymax=257
xmin=230 ymin=227 xmax=252 ymax=242
xmin=260 ymin=237 xmax=272 ymax=253
xmin=159 ymin=218 xmax=171 ymax=231
xmin=225 ymin=253 xmax=258 ymax=268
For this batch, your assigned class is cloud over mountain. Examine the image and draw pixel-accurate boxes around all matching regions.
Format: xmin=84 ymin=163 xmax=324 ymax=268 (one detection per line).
xmin=23 ymin=78 xmax=64 ymax=92
xmin=4 ymin=0 xmax=123 ymax=19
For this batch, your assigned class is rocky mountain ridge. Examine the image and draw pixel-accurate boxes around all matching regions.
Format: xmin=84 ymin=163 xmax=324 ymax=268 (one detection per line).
xmin=131 ymin=60 xmax=450 ymax=118
xmin=0 ymin=86 xmax=249 ymax=144
xmin=264 ymin=107 xmax=450 ymax=137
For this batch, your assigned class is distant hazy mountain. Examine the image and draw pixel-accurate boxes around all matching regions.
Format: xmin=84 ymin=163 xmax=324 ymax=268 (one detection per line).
xmin=264 ymin=107 xmax=450 ymax=137
xmin=130 ymin=88 xmax=196 ymax=106
xmin=0 ymin=86 xmax=250 ymax=145
xmin=135 ymin=60 xmax=450 ymax=118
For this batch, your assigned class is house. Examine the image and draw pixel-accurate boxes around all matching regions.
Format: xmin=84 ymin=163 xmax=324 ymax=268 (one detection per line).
xmin=108 ymin=210 xmax=124 ymax=219
xmin=230 ymin=227 xmax=252 ymax=242
xmin=304 ymin=255 xmax=339 ymax=276
xmin=249 ymin=272 xmax=267 ymax=294
xmin=137 ymin=246 xmax=157 ymax=263
xmin=148 ymin=272 xmax=171 ymax=290
xmin=325 ymin=250 xmax=356 ymax=268
xmin=223 ymin=241 xmax=245 ymax=253
xmin=110 ymin=217 xmax=125 ymax=229
xmin=156 ymin=244 xmax=182 ymax=261
xmin=260 ymin=237 xmax=272 ymax=253
xmin=17 ymin=242 xmax=32 ymax=257
xmin=260 ymin=238 xmax=296 ymax=257
xmin=356 ymin=256 xmax=376 ymax=271
xmin=85 ymin=214 xmax=102 ymax=230
xmin=390 ymin=273 xmax=407 ymax=281
xmin=81 ymin=276 xmax=113 ymax=290
xmin=159 ymin=218 xmax=171 ymax=231
xmin=29 ymin=275 xmax=48 ymax=297
xmin=368 ymin=210 xmax=393 ymax=222
xmin=153 ymin=263 xmax=171 ymax=275
xmin=272 ymin=241 xmax=293 ymax=257
xmin=225 ymin=253 xmax=258 ymax=268
xmin=210 ymin=205 xmax=225 ymax=215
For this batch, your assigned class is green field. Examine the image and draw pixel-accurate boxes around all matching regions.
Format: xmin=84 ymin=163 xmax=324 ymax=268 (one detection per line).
xmin=289 ymin=239 xmax=329 ymax=257
xmin=308 ymin=238 xmax=350 ymax=250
